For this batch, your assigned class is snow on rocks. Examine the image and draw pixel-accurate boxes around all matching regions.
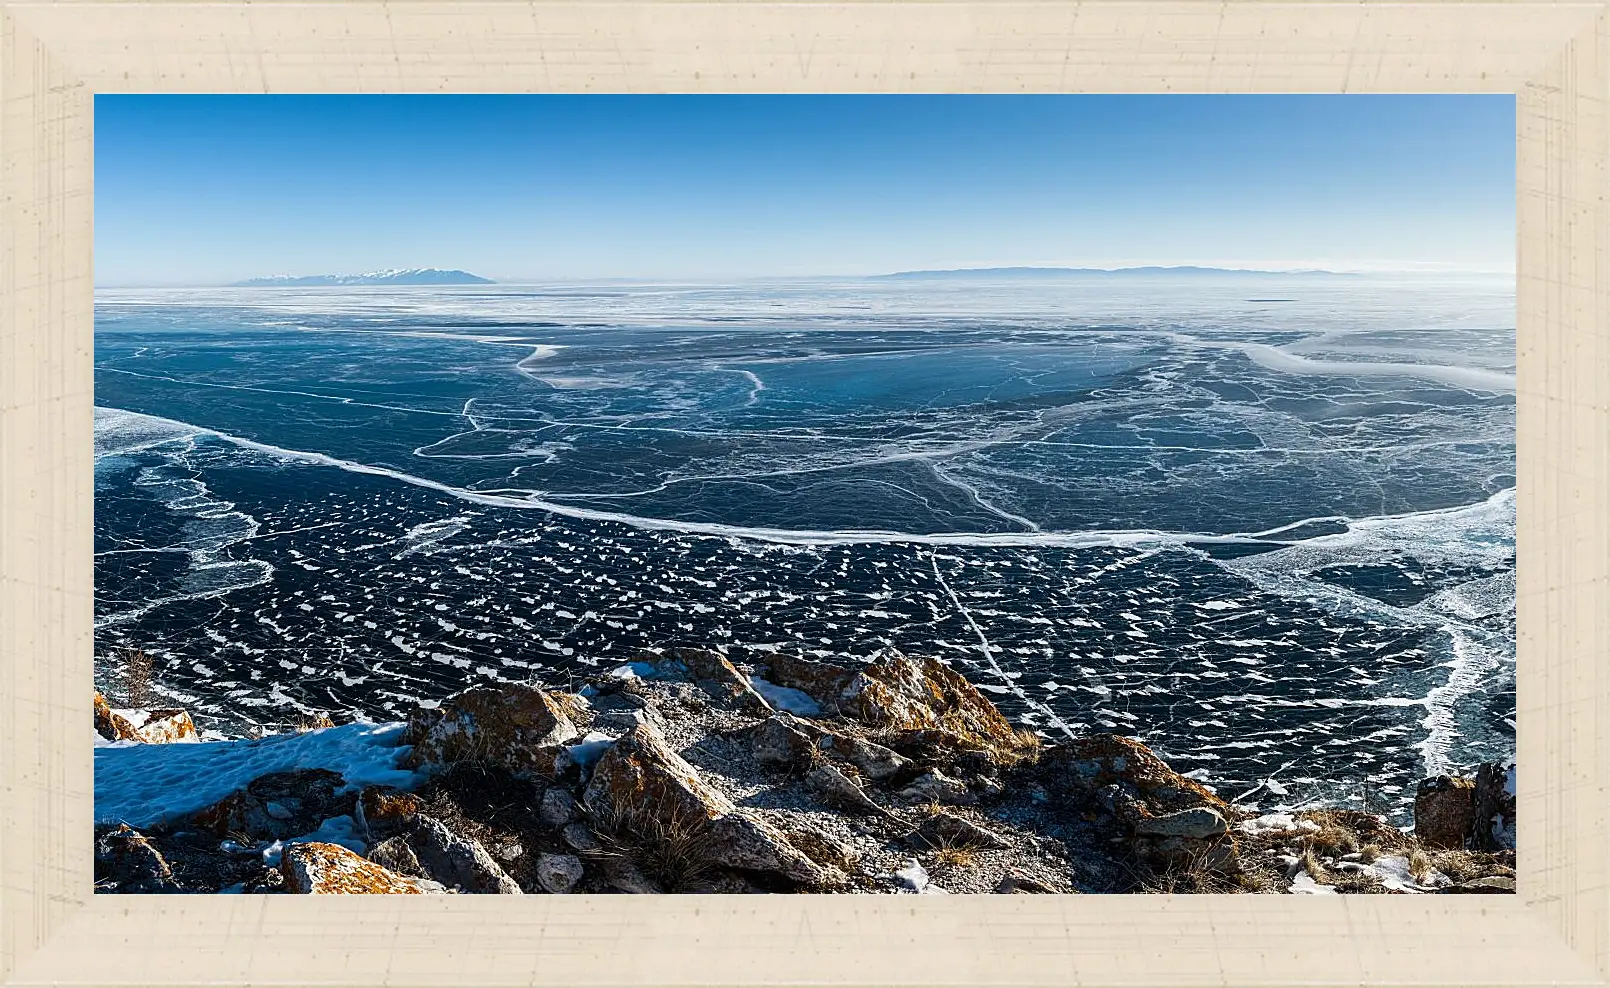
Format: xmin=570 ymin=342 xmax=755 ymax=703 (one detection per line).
xmin=94 ymin=693 xmax=199 ymax=746
xmin=95 ymin=722 xmax=417 ymax=829
xmin=1237 ymin=812 xmax=1321 ymax=837
xmin=1288 ymin=868 xmax=1338 ymax=895
xmin=749 ymin=677 xmax=821 ymax=716
xmin=893 ymin=858 xmax=931 ymax=892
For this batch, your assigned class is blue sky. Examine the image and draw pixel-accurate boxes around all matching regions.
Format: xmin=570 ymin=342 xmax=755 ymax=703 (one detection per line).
xmin=94 ymin=95 xmax=1514 ymax=286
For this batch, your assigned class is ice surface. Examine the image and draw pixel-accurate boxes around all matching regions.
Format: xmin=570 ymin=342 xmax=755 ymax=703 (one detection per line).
xmin=93 ymin=275 xmax=1515 ymax=822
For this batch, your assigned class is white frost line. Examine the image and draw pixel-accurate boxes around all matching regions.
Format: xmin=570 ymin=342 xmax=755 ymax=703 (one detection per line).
xmin=93 ymin=407 xmax=1515 ymax=558
xmin=513 ymin=344 xmax=566 ymax=380
xmin=723 ymin=368 xmax=767 ymax=407
xmin=96 ymin=366 xmax=465 ymax=418
xmin=1161 ymin=332 xmax=1516 ymax=392
xmin=927 ymin=461 xmax=1042 ymax=533
xmin=1231 ymin=758 xmax=1301 ymax=805
xmin=928 ymin=552 xmax=1076 ymax=740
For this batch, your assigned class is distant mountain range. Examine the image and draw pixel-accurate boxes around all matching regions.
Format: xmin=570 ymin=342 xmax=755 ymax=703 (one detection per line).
xmin=874 ymin=266 xmax=1350 ymax=280
xmin=232 ymin=268 xmax=494 ymax=287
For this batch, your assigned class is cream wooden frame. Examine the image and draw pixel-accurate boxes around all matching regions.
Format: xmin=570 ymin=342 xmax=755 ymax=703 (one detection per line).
xmin=2 ymin=3 xmax=1604 ymax=985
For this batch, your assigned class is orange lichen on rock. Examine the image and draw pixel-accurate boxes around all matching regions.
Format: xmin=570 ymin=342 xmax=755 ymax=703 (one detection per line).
xmin=403 ymin=683 xmax=580 ymax=778
xmin=280 ymin=842 xmax=428 ymax=894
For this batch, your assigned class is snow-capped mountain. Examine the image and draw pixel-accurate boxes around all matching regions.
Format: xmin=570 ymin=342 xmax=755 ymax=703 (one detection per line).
xmin=232 ymin=268 xmax=494 ymax=287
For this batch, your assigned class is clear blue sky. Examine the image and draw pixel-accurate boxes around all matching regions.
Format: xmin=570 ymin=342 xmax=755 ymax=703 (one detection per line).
xmin=94 ymin=95 xmax=1514 ymax=286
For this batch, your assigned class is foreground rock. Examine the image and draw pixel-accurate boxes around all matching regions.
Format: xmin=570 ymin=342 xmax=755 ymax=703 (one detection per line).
xmin=753 ymin=650 xmax=1027 ymax=756
xmin=93 ymin=648 xmax=1517 ymax=896
xmin=1411 ymin=762 xmax=1516 ymax=852
xmin=193 ymin=769 xmax=354 ymax=842
xmin=281 ymin=842 xmax=441 ymax=894
xmin=95 ymin=824 xmax=179 ymax=893
xmin=585 ymin=723 xmax=835 ymax=887
xmin=404 ymin=683 xmax=582 ymax=778
xmin=94 ymin=693 xmax=198 ymax=745
xmin=1414 ymin=774 xmax=1478 ymax=850
xmin=406 ymin=816 xmax=523 ymax=894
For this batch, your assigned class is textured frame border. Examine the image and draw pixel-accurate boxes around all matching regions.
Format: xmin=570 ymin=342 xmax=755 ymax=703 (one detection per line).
xmin=2 ymin=2 xmax=1606 ymax=986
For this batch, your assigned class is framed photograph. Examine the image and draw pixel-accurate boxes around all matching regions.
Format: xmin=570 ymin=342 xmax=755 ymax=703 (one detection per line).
xmin=4 ymin=2 xmax=1608 ymax=986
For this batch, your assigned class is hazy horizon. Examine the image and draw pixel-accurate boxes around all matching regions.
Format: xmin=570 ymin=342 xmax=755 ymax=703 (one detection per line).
xmin=96 ymin=264 xmax=1517 ymax=291
xmin=94 ymin=95 xmax=1515 ymax=287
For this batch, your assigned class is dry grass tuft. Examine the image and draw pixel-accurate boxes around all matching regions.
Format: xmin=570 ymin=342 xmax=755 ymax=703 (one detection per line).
xmin=932 ymin=846 xmax=977 ymax=871
xmin=291 ymin=712 xmax=336 ymax=732
xmin=1297 ymin=848 xmax=1327 ymax=883
xmin=1407 ymin=849 xmax=1434 ymax=883
xmin=585 ymin=796 xmax=718 ymax=893
xmin=1233 ymin=869 xmax=1279 ymax=893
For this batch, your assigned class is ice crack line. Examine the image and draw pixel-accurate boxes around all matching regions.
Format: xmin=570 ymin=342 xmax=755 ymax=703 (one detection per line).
xmin=927 ymin=551 xmax=1075 ymax=740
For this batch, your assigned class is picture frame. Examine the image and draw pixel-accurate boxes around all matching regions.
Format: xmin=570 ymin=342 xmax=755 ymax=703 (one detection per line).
xmin=2 ymin=2 xmax=1604 ymax=985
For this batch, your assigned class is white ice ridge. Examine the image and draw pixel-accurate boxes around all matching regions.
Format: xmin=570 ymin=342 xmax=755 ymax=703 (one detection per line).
xmin=92 ymin=406 xmax=1515 ymax=552
xmin=1162 ymin=332 xmax=1516 ymax=392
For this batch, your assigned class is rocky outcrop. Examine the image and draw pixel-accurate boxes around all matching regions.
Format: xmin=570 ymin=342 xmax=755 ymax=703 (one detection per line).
xmin=841 ymin=653 xmax=1021 ymax=750
xmin=93 ymin=647 xmax=1516 ymax=897
xmin=95 ymin=824 xmax=179 ymax=893
xmin=403 ymin=683 xmax=581 ymax=779
xmin=94 ymin=695 xmax=198 ymax=745
xmin=93 ymin=692 xmax=119 ymax=741
xmin=1411 ymin=763 xmax=1516 ymax=852
xmin=1472 ymin=762 xmax=1517 ymax=852
xmin=405 ymin=816 xmax=522 ymax=894
xmin=748 ymin=652 xmax=858 ymax=709
xmin=1038 ymin=734 xmax=1227 ymax=816
xmin=280 ymin=842 xmax=440 ymax=894
xmin=659 ymin=647 xmax=771 ymax=712
xmin=356 ymin=785 xmax=425 ymax=841
xmin=1414 ymin=775 xmax=1477 ymax=850
xmin=586 ymin=723 xmax=833 ymax=886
